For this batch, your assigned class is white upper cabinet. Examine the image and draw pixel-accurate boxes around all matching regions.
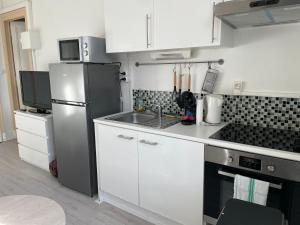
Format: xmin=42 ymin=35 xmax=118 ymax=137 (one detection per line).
xmin=104 ymin=0 xmax=154 ymax=53
xmin=154 ymin=0 xmax=214 ymax=49
xmin=104 ymin=0 xmax=232 ymax=52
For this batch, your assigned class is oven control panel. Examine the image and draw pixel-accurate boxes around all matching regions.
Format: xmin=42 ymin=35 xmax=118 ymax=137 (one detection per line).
xmin=239 ymin=156 xmax=261 ymax=171
xmin=205 ymin=145 xmax=300 ymax=182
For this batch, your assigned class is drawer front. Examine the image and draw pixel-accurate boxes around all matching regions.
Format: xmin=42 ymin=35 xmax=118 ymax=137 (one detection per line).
xmin=17 ymin=130 xmax=48 ymax=154
xmin=15 ymin=114 xmax=47 ymax=137
xmin=18 ymin=144 xmax=52 ymax=171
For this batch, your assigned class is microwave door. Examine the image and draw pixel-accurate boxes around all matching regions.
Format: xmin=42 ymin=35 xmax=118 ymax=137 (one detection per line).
xmin=59 ymin=38 xmax=82 ymax=62
xmin=49 ymin=63 xmax=86 ymax=103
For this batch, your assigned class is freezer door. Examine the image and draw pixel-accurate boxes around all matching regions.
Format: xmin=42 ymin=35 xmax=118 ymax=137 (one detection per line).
xmin=49 ymin=63 xmax=86 ymax=103
xmin=52 ymin=103 xmax=92 ymax=195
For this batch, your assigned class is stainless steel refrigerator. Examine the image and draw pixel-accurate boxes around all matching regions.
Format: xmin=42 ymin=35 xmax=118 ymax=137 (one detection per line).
xmin=49 ymin=63 xmax=120 ymax=196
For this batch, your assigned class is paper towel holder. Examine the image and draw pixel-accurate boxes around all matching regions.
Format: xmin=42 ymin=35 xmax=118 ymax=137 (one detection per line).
xmin=20 ymin=31 xmax=41 ymax=50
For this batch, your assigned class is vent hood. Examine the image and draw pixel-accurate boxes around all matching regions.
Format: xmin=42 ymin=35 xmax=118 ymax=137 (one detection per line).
xmin=214 ymin=0 xmax=300 ymax=29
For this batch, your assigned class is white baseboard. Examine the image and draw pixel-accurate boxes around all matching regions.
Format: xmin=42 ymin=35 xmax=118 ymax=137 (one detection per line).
xmin=98 ymin=192 xmax=182 ymax=225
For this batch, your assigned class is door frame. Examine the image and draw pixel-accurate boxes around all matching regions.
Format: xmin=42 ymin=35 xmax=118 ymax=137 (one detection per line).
xmin=0 ymin=3 xmax=33 ymax=134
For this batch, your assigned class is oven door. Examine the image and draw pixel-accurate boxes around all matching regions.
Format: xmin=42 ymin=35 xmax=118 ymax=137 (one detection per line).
xmin=58 ymin=38 xmax=82 ymax=62
xmin=203 ymin=161 xmax=299 ymax=225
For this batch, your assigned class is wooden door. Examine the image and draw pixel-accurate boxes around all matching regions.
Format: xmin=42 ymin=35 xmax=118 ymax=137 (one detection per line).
xmin=0 ymin=7 xmax=33 ymax=133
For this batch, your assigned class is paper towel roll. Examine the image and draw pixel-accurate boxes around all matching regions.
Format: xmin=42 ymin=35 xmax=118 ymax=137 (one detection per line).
xmin=196 ymin=99 xmax=204 ymax=125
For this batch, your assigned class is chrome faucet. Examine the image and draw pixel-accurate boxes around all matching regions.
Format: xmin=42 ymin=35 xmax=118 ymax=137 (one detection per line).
xmin=156 ymin=104 xmax=163 ymax=118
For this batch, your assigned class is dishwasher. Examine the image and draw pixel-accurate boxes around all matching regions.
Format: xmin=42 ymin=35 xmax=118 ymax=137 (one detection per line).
xmin=203 ymin=145 xmax=300 ymax=225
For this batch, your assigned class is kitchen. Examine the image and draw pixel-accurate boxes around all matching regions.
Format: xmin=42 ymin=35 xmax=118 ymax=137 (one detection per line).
xmin=0 ymin=0 xmax=299 ymax=225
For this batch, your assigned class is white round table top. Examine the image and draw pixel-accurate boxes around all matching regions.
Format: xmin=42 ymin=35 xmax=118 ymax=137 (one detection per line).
xmin=0 ymin=195 xmax=66 ymax=225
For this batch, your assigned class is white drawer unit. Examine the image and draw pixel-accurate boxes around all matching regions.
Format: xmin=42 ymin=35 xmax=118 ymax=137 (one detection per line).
xmin=15 ymin=111 xmax=55 ymax=172
xmin=15 ymin=113 xmax=49 ymax=137
xmin=18 ymin=145 xmax=54 ymax=171
xmin=16 ymin=129 xmax=49 ymax=154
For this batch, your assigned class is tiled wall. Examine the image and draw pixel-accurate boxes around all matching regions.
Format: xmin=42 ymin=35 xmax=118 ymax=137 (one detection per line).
xmin=133 ymin=89 xmax=300 ymax=131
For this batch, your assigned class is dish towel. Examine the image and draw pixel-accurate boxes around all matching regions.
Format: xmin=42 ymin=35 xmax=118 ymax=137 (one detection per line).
xmin=234 ymin=174 xmax=270 ymax=206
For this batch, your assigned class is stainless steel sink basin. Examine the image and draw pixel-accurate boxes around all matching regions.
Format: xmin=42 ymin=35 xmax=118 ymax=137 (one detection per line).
xmin=106 ymin=112 xmax=180 ymax=129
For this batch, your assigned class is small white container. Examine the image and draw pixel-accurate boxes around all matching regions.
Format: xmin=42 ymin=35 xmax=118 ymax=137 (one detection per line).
xmin=205 ymin=94 xmax=223 ymax=124
xmin=196 ymin=98 xmax=204 ymax=125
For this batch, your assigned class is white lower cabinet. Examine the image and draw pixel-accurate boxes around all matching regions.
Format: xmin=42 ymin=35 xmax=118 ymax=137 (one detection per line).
xmin=138 ymin=132 xmax=204 ymax=225
xmin=15 ymin=111 xmax=55 ymax=172
xmin=97 ymin=125 xmax=139 ymax=205
xmin=96 ymin=124 xmax=204 ymax=225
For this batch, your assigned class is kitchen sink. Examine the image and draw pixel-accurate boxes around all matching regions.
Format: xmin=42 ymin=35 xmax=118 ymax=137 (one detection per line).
xmin=106 ymin=112 xmax=180 ymax=129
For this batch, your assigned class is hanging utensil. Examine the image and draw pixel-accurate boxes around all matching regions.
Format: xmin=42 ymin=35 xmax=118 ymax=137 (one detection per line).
xmin=178 ymin=65 xmax=182 ymax=95
xmin=181 ymin=64 xmax=196 ymax=125
xmin=176 ymin=65 xmax=184 ymax=108
xmin=188 ymin=64 xmax=191 ymax=92
xmin=171 ymin=65 xmax=177 ymax=101
xmin=201 ymin=63 xmax=219 ymax=94
xmin=181 ymin=64 xmax=195 ymax=108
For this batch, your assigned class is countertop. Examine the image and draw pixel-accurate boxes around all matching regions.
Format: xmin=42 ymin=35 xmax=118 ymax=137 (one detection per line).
xmin=94 ymin=112 xmax=300 ymax=162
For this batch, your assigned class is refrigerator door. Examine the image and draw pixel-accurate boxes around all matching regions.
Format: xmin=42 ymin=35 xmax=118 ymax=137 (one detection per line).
xmin=49 ymin=63 xmax=86 ymax=103
xmin=52 ymin=102 xmax=93 ymax=196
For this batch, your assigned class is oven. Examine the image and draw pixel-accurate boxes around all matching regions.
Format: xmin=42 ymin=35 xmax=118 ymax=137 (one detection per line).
xmin=204 ymin=145 xmax=300 ymax=225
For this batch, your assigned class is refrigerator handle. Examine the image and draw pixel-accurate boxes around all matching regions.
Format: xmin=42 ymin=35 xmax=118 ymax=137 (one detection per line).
xmin=52 ymin=99 xmax=87 ymax=107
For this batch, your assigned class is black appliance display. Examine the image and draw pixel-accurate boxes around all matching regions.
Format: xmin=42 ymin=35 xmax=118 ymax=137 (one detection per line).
xmin=210 ymin=123 xmax=300 ymax=152
xmin=20 ymin=71 xmax=52 ymax=113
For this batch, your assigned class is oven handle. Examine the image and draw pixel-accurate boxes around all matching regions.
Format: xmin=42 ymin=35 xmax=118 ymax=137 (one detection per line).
xmin=218 ymin=170 xmax=283 ymax=190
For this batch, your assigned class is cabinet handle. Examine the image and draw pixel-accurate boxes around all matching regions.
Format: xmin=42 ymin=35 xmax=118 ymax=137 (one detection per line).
xmin=140 ymin=139 xmax=158 ymax=146
xmin=212 ymin=2 xmax=216 ymax=44
xmin=146 ymin=14 xmax=151 ymax=48
xmin=117 ymin=134 xmax=134 ymax=140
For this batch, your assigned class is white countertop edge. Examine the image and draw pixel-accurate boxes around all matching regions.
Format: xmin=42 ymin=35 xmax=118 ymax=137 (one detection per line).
xmin=94 ymin=112 xmax=300 ymax=162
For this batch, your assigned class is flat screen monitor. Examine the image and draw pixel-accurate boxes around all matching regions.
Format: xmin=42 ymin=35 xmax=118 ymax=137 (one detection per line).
xmin=20 ymin=71 xmax=52 ymax=113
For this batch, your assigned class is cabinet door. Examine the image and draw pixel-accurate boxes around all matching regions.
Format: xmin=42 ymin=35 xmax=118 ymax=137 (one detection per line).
xmin=104 ymin=0 xmax=154 ymax=53
xmin=154 ymin=0 xmax=215 ymax=49
xmin=96 ymin=125 xmax=139 ymax=205
xmin=138 ymin=132 xmax=204 ymax=225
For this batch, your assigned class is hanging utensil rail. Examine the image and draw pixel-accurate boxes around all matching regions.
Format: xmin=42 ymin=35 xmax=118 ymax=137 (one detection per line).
xmin=135 ymin=59 xmax=224 ymax=67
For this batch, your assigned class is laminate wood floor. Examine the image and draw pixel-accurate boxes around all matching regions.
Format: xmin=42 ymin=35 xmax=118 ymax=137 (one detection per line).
xmin=0 ymin=140 xmax=153 ymax=225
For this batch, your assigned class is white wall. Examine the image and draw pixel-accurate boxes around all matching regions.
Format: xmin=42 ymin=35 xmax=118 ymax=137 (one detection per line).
xmin=31 ymin=0 xmax=132 ymax=111
xmin=0 ymin=0 xmax=24 ymax=8
xmin=1 ymin=0 xmax=299 ymax=124
xmin=130 ymin=23 xmax=300 ymax=98
xmin=31 ymin=0 xmax=105 ymax=70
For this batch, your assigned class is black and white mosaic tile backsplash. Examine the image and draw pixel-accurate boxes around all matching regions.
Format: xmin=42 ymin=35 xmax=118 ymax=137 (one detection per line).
xmin=133 ymin=89 xmax=300 ymax=131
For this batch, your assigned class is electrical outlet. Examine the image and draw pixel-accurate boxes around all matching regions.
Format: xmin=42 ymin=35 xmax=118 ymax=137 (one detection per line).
xmin=233 ymin=80 xmax=244 ymax=94
xmin=120 ymin=76 xmax=129 ymax=83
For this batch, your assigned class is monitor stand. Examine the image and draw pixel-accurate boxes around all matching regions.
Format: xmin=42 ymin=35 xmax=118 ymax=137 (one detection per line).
xmin=28 ymin=109 xmax=51 ymax=114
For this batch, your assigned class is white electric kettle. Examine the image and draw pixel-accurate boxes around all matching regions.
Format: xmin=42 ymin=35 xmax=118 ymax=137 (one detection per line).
xmin=204 ymin=94 xmax=223 ymax=124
